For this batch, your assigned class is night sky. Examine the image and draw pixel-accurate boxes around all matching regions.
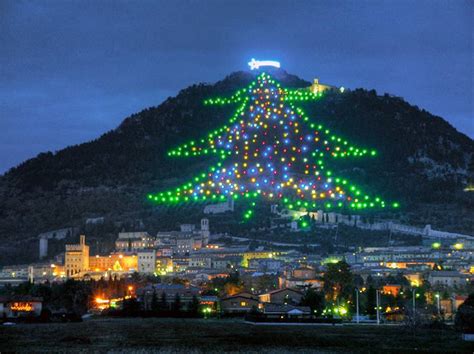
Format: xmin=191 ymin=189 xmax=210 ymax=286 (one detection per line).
xmin=1 ymin=0 xmax=472 ymax=174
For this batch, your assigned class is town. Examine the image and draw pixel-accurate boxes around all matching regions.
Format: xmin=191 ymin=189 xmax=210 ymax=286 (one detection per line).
xmin=1 ymin=1 xmax=473 ymax=351
xmin=1 ymin=208 xmax=473 ymax=326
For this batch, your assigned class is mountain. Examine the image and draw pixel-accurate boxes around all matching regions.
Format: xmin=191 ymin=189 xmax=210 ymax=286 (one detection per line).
xmin=0 ymin=69 xmax=473 ymax=265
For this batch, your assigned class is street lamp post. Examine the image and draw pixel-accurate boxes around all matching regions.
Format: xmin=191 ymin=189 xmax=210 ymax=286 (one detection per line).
xmin=376 ymin=290 xmax=380 ymax=325
xmin=412 ymin=288 xmax=416 ymax=323
xmin=435 ymin=293 xmax=440 ymax=317
xmin=355 ymin=288 xmax=360 ymax=324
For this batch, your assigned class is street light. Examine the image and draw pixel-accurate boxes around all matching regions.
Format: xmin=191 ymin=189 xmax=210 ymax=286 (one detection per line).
xmin=412 ymin=288 xmax=416 ymax=323
xmin=376 ymin=290 xmax=380 ymax=325
xmin=355 ymin=288 xmax=360 ymax=324
xmin=435 ymin=293 xmax=440 ymax=317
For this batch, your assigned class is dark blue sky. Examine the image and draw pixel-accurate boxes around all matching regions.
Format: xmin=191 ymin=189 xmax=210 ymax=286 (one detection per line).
xmin=1 ymin=0 xmax=472 ymax=173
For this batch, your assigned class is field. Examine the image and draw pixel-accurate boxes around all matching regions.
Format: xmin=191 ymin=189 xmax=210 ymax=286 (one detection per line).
xmin=0 ymin=317 xmax=472 ymax=353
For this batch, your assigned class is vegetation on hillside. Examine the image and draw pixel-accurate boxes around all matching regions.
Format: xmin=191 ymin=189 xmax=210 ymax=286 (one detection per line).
xmin=0 ymin=69 xmax=472 ymax=265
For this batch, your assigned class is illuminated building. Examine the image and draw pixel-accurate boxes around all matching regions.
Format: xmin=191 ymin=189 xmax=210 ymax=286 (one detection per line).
xmin=309 ymin=78 xmax=338 ymax=94
xmin=89 ymin=254 xmax=138 ymax=273
xmin=464 ymin=183 xmax=474 ymax=192
xmin=220 ymin=293 xmax=259 ymax=314
xmin=156 ymin=257 xmax=173 ymax=275
xmin=382 ymin=284 xmax=401 ymax=296
xmin=138 ymin=250 xmax=156 ymax=274
xmin=65 ymin=235 xmax=89 ymax=278
xmin=404 ymin=272 xmax=423 ymax=287
xmin=248 ymin=258 xmax=283 ymax=272
xmin=384 ymin=261 xmax=435 ymax=270
xmin=115 ymin=232 xmax=154 ymax=252
xmin=428 ymin=271 xmax=469 ymax=288
xmin=155 ymin=219 xmax=210 ymax=254
xmin=242 ymin=251 xmax=282 ymax=267
xmin=278 ymin=266 xmax=323 ymax=290
xmin=189 ymin=256 xmax=212 ymax=268
xmin=0 ymin=296 xmax=43 ymax=318
xmin=176 ymin=237 xmax=194 ymax=255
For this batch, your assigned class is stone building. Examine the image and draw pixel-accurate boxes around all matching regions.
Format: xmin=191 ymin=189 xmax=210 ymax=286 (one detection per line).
xmin=65 ymin=235 xmax=89 ymax=278
xmin=259 ymin=288 xmax=304 ymax=305
xmin=138 ymin=250 xmax=156 ymax=274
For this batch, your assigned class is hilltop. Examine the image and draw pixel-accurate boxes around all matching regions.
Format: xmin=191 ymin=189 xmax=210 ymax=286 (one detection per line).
xmin=0 ymin=69 xmax=472 ymax=265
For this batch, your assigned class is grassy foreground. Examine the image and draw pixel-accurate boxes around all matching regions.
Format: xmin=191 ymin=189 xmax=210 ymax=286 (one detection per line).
xmin=0 ymin=317 xmax=472 ymax=353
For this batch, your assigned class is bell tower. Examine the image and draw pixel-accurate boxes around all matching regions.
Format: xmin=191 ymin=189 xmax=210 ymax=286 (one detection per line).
xmin=200 ymin=218 xmax=210 ymax=245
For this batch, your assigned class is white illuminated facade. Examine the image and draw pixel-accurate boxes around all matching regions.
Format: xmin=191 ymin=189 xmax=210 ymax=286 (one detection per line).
xmin=248 ymin=58 xmax=281 ymax=70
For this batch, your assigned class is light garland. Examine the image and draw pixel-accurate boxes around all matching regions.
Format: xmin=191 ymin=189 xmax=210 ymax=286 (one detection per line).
xmin=149 ymin=73 xmax=398 ymax=217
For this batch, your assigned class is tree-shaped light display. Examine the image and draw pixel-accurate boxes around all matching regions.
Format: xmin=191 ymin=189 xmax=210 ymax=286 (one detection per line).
xmin=148 ymin=73 xmax=398 ymax=218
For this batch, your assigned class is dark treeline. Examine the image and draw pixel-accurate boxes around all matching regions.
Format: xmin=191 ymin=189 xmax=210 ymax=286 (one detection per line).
xmin=1 ymin=277 xmax=132 ymax=316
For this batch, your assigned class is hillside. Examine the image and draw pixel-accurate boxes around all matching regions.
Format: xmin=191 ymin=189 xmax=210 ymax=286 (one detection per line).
xmin=0 ymin=69 xmax=473 ymax=264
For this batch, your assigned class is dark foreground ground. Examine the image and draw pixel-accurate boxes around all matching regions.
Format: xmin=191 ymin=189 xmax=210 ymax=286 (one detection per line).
xmin=0 ymin=317 xmax=472 ymax=353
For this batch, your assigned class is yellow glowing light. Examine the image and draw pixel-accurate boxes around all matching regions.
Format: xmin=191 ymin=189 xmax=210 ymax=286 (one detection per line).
xmin=10 ymin=302 xmax=33 ymax=312
xmin=95 ymin=297 xmax=110 ymax=304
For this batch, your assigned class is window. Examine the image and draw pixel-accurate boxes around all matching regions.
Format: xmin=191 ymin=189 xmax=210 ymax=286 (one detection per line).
xmin=240 ymin=301 xmax=247 ymax=307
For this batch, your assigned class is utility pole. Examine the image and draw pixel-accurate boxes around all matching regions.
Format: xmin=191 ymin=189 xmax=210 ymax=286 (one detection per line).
xmin=412 ymin=288 xmax=416 ymax=323
xmin=355 ymin=288 xmax=360 ymax=324
xmin=376 ymin=290 xmax=380 ymax=325
xmin=435 ymin=293 xmax=441 ymax=317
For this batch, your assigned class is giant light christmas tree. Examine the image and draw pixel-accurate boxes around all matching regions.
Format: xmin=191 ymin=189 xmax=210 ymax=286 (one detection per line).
xmin=148 ymin=63 xmax=398 ymax=219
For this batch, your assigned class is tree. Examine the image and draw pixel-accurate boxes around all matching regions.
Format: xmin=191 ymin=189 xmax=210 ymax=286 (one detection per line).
xmin=366 ymin=285 xmax=377 ymax=316
xmin=187 ymin=295 xmax=200 ymax=317
xmin=150 ymin=290 xmax=159 ymax=313
xmin=172 ymin=293 xmax=181 ymax=313
xmin=148 ymin=73 xmax=397 ymax=218
xmin=455 ymin=294 xmax=474 ymax=332
xmin=323 ymin=261 xmax=354 ymax=302
xmin=122 ymin=298 xmax=140 ymax=316
xmin=300 ymin=288 xmax=324 ymax=316
xmin=160 ymin=292 xmax=168 ymax=311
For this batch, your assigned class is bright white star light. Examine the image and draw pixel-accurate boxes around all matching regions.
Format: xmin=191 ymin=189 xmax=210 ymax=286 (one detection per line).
xmin=248 ymin=58 xmax=281 ymax=70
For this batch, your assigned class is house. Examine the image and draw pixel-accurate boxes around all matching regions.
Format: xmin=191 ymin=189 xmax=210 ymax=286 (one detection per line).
xmin=382 ymin=284 xmax=401 ymax=297
xmin=220 ymin=293 xmax=259 ymax=314
xmin=200 ymin=295 xmax=219 ymax=312
xmin=428 ymin=271 xmax=469 ymax=288
xmin=0 ymin=296 xmax=43 ymax=318
xmin=259 ymin=288 xmax=304 ymax=305
xmin=261 ymin=303 xmax=312 ymax=319
xmin=278 ymin=266 xmax=323 ymax=290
